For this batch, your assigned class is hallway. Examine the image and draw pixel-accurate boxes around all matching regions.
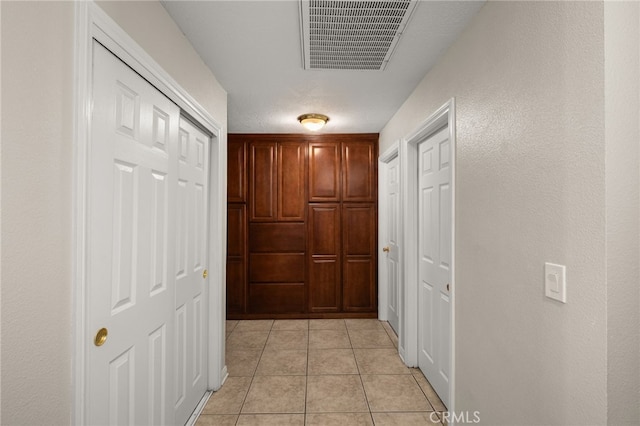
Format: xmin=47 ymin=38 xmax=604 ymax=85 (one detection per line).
xmin=195 ymin=319 xmax=446 ymax=425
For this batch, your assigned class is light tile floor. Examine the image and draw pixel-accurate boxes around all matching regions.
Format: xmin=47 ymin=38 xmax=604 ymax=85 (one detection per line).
xmin=196 ymin=319 xmax=447 ymax=426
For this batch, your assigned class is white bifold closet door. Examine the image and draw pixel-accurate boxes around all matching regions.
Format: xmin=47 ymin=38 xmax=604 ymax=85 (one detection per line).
xmin=88 ymin=41 xmax=209 ymax=426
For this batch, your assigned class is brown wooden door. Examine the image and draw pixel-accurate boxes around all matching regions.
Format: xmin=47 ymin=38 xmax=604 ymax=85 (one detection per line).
xmin=226 ymin=204 xmax=246 ymax=314
xmin=342 ymin=203 xmax=376 ymax=312
xmin=342 ymin=140 xmax=376 ymax=202
xmin=227 ymin=138 xmax=247 ymax=203
xmin=308 ymin=204 xmax=341 ymax=312
xmin=249 ymin=141 xmax=277 ymax=221
xmin=308 ymin=142 xmax=340 ymax=202
xmin=278 ymin=141 xmax=306 ymax=221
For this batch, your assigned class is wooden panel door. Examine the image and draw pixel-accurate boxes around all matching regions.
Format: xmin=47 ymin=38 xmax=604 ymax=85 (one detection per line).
xmin=226 ymin=204 xmax=246 ymax=314
xmin=342 ymin=204 xmax=376 ymax=312
xmin=342 ymin=140 xmax=376 ymax=202
xmin=278 ymin=141 xmax=306 ymax=221
xmin=249 ymin=142 xmax=277 ymax=221
xmin=308 ymin=142 xmax=340 ymax=202
xmin=227 ymin=138 xmax=246 ymax=203
xmin=308 ymin=204 xmax=341 ymax=312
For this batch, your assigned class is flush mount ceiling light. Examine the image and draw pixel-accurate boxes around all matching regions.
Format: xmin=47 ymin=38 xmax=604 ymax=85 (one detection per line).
xmin=297 ymin=113 xmax=329 ymax=131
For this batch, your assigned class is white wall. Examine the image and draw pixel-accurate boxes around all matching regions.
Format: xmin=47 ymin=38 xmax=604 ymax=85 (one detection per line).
xmin=381 ymin=2 xmax=609 ymax=424
xmin=605 ymin=2 xmax=640 ymax=424
xmin=0 ymin=1 xmax=227 ymax=424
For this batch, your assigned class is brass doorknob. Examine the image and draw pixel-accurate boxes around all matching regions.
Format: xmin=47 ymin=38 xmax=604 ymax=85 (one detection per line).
xmin=202 ymin=269 xmax=208 ymax=279
xmin=94 ymin=328 xmax=108 ymax=347
xmin=383 ymin=247 xmax=390 ymax=253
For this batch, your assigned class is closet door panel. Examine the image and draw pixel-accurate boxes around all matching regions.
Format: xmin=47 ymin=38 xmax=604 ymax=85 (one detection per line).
xmin=249 ymin=142 xmax=277 ymax=221
xmin=342 ymin=141 xmax=376 ymax=202
xmin=308 ymin=142 xmax=340 ymax=202
xmin=227 ymin=139 xmax=246 ymax=203
xmin=248 ymin=284 xmax=305 ymax=314
xmin=278 ymin=141 xmax=306 ymax=221
xmin=226 ymin=204 xmax=246 ymax=314
xmin=342 ymin=203 xmax=376 ymax=312
xmin=308 ymin=204 xmax=341 ymax=312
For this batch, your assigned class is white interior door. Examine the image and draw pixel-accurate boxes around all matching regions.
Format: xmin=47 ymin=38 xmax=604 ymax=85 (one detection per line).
xmin=418 ymin=126 xmax=451 ymax=408
xmin=88 ymin=42 xmax=178 ymax=425
xmin=385 ymin=155 xmax=401 ymax=334
xmin=174 ymin=117 xmax=210 ymax=425
xmin=88 ymin=42 xmax=211 ymax=426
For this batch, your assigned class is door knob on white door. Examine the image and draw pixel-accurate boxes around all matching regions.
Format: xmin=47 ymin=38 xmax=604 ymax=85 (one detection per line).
xmin=383 ymin=246 xmax=390 ymax=253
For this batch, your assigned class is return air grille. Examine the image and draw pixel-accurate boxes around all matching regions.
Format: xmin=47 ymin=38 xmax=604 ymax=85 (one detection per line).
xmin=300 ymin=0 xmax=418 ymax=70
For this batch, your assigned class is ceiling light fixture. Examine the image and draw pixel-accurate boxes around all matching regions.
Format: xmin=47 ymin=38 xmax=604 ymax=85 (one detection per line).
xmin=297 ymin=113 xmax=329 ymax=131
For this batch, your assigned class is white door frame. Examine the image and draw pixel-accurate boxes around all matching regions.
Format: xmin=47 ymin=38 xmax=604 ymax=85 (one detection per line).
xmin=400 ymin=98 xmax=456 ymax=411
xmin=73 ymin=3 xmax=227 ymax=424
xmin=378 ymin=142 xmax=406 ymax=358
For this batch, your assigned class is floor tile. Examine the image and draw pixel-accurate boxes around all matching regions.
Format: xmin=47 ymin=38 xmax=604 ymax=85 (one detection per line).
xmin=372 ymin=412 xmax=442 ymax=425
xmin=345 ymin=319 xmax=384 ymax=330
xmin=309 ymin=319 xmax=347 ymax=330
xmin=309 ymin=329 xmax=351 ymax=349
xmin=306 ymin=375 xmax=369 ymax=413
xmin=234 ymin=319 xmax=274 ymax=332
xmin=308 ymin=348 xmax=358 ymax=375
xmin=361 ymin=375 xmax=430 ymax=412
xmin=272 ymin=319 xmax=309 ymax=331
xmin=201 ymin=377 xmax=252 ymax=414
xmin=348 ymin=328 xmax=394 ymax=349
xmin=226 ymin=330 xmax=269 ymax=350
xmin=305 ymin=412 xmax=374 ymax=425
xmin=255 ymin=349 xmax=307 ymax=375
xmin=265 ymin=330 xmax=308 ymax=350
xmin=226 ymin=350 xmax=261 ymax=377
xmin=353 ymin=348 xmax=410 ymax=375
xmin=411 ymin=369 xmax=447 ymax=411
xmin=236 ymin=413 xmax=304 ymax=425
xmin=195 ymin=414 xmax=238 ymax=426
xmin=242 ymin=375 xmax=306 ymax=414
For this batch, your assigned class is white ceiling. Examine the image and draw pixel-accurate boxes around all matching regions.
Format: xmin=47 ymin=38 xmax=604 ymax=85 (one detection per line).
xmin=161 ymin=0 xmax=485 ymax=133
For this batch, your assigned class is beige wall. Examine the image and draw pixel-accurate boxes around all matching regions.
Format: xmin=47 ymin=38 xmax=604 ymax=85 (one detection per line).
xmin=381 ymin=2 xmax=609 ymax=424
xmin=0 ymin=1 xmax=227 ymax=424
xmin=605 ymin=2 xmax=640 ymax=424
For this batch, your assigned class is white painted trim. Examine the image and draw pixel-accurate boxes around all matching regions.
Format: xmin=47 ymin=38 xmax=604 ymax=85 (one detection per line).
xmin=377 ymin=141 xmax=400 ymax=322
xmin=401 ymin=98 xmax=456 ymax=414
xmin=73 ymin=2 xmax=226 ymax=424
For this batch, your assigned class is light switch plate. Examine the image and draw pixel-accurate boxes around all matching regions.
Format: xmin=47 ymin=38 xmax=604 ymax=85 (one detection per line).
xmin=545 ymin=262 xmax=566 ymax=303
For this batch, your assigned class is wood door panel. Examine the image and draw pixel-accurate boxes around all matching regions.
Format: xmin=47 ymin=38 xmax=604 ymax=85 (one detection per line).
xmin=343 ymin=204 xmax=375 ymax=256
xmin=227 ymin=205 xmax=246 ymax=257
xmin=342 ymin=141 xmax=376 ymax=201
xmin=308 ymin=142 xmax=340 ymax=202
xmin=308 ymin=204 xmax=340 ymax=255
xmin=249 ymin=253 xmax=305 ymax=283
xmin=226 ymin=259 xmax=245 ymax=314
xmin=309 ymin=257 xmax=340 ymax=312
xmin=249 ymin=223 xmax=305 ymax=252
xmin=343 ymin=258 xmax=375 ymax=311
xmin=250 ymin=142 xmax=277 ymax=221
xmin=248 ymin=284 xmax=306 ymax=314
xmin=227 ymin=138 xmax=246 ymax=203
xmin=278 ymin=142 xmax=306 ymax=221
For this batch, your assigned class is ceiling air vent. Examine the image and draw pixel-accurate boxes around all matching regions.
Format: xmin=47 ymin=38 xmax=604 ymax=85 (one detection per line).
xmin=299 ymin=0 xmax=418 ymax=71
